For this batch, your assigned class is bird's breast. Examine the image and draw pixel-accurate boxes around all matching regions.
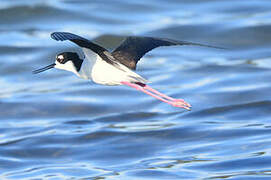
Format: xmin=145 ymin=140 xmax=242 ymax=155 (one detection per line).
xmin=77 ymin=59 xmax=94 ymax=79
xmin=91 ymin=57 xmax=148 ymax=86
xmin=78 ymin=48 xmax=99 ymax=79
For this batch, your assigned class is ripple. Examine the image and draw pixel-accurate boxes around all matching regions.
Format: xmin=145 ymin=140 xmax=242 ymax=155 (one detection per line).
xmin=1 ymin=0 xmax=271 ymax=179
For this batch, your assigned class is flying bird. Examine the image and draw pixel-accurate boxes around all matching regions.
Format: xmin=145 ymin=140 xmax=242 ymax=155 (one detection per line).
xmin=33 ymin=32 xmax=223 ymax=110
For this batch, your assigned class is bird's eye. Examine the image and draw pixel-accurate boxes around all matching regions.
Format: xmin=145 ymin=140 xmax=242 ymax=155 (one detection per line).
xmin=57 ymin=58 xmax=63 ymax=63
xmin=57 ymin=55 xmax=64 ymax=63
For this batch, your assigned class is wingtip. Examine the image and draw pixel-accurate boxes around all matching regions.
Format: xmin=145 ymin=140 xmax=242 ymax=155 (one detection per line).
xmin=51 ymin=32 xmax=65 ymax=41
xmin=51 ymin=31 xmax=72 ymax=41
xmin=206 ymin=44 xmax=229 ymax=50
xmin=186 ymin=42 xmax=228 ymax=50
xmin=50 ymin=32 xmax=59 ymax=41
xmin=50 ymin=31 xmax=86 ymax=42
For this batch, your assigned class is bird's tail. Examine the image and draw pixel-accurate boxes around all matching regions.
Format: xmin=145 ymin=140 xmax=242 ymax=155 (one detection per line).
xmin=117 ymin=61 xmax=150 ymax=84
xmin=129 ymin=74 xmax=150 ymax=84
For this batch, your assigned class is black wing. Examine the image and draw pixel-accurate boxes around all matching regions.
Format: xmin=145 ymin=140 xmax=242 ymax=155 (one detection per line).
xmin=112 ymin=36 xmax=225 ymax=70
xmin=51 ymin=32 xmax=117 ymax=66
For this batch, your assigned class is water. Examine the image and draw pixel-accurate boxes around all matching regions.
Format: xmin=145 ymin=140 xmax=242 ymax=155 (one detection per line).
xmin=1 ymin=0 xmax=271 ymax=179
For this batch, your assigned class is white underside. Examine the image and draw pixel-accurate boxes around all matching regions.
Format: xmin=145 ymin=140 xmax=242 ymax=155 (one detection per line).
xmin=78 ymin=48 xmax=148 ymax=85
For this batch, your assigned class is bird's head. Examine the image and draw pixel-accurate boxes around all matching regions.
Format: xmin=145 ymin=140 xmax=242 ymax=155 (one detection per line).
xmin=33 ymin=52 xmax=83 ymax=74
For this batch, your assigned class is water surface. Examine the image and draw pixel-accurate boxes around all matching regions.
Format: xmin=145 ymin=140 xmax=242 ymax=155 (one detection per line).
xmin=1 ymin=0 xmax=271 ymax=179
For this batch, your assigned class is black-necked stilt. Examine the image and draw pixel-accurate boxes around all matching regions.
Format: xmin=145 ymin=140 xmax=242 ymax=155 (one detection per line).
xmin=33 ymin=32 xmax=223 ymax=110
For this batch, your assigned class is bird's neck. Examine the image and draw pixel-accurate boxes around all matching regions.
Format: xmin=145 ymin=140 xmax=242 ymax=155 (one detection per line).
xmin=77 ymin=57 xmax=95 ymax=80
xmin=74 ymin=58 xmax=83 ymax=72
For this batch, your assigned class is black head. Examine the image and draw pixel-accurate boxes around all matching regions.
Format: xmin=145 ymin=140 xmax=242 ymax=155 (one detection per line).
xmin=56 ymin=52 xmax=83 ymax=71
xmin=33 ymin=52 xmax=83 ymax=74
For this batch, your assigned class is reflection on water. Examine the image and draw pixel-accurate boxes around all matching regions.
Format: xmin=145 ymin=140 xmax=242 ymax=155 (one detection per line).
xmin=1 ymin=0 xmax=271 ymax=179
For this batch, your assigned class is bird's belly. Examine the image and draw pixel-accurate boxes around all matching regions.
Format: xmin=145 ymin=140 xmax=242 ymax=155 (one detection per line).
xmin=91 ymin=61 xmax=127 ymax=85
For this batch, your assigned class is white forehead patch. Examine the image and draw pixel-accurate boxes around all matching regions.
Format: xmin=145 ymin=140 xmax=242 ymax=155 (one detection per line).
xmin=57 ymin=54 xmax=64 ymax=60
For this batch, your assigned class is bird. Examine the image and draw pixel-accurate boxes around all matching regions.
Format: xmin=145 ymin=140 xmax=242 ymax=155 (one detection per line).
xmin=33 ymin=32 xmax=223 ymax=110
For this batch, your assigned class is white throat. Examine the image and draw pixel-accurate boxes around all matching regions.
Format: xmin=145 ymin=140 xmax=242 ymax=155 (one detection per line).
xmin=54 ymin=61 xmax=80 ymax=77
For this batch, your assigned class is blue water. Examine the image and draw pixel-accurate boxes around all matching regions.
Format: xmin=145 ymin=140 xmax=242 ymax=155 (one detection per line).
xmin=1 ymin=0 xmax=271 ymax=179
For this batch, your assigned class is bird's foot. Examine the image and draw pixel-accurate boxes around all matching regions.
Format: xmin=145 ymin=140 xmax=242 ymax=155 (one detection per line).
xmin=172 ymin=99 xmax=191 ymax=107
xmin=170 ymin=99 xmax=192 ymax=110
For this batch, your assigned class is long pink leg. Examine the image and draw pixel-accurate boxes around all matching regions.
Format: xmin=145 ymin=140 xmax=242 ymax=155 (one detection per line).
xmin=121 ymin=81 xmax=191 ymax=110
xmin=143 ymin=85 xmax=191 ymax=107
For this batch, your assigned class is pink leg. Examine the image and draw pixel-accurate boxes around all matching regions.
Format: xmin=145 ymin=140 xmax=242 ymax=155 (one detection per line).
xmin=121 ymin=81 xmax=191 ymax=110
xmin=143 ymin=85 xmax=191 ymax=107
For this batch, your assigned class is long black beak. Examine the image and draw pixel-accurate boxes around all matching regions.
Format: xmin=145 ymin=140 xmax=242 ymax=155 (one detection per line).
xmin=32 ymin=63 xmax=56 ymax=74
